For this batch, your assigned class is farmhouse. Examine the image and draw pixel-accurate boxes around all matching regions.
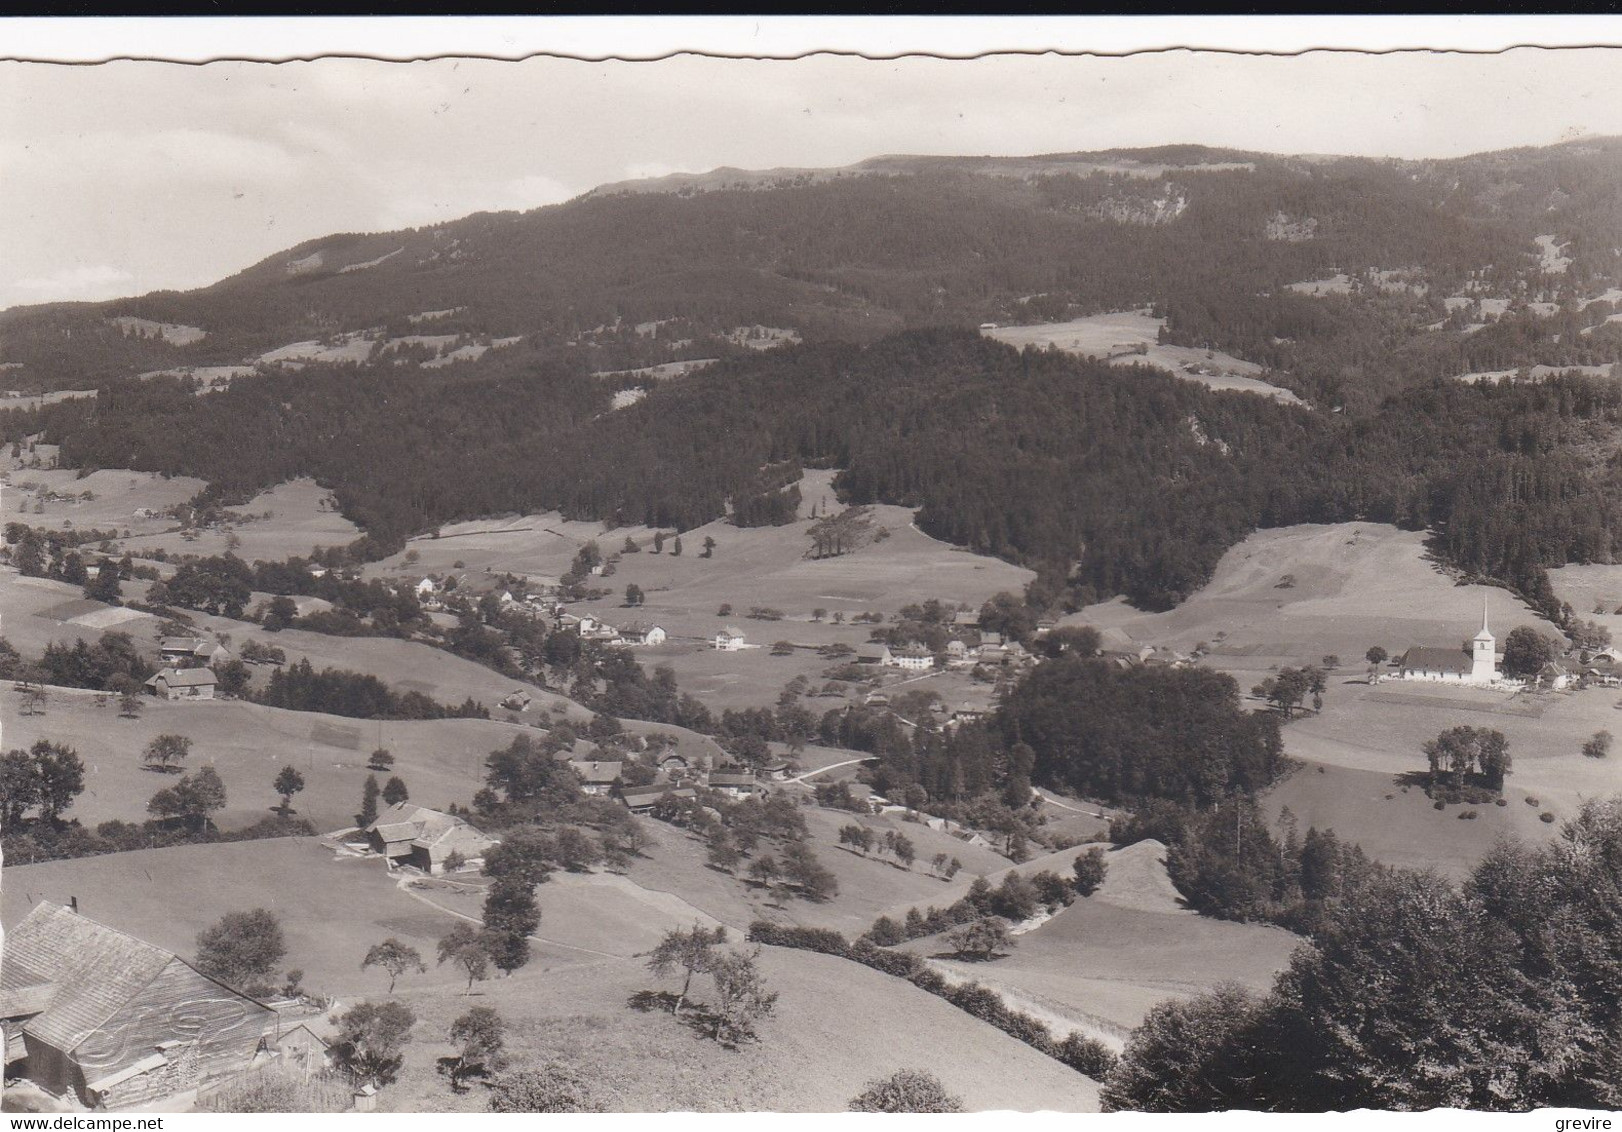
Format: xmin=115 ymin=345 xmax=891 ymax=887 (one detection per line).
xmin=0 ymin=901 xmax=275 ymax=1109
xmin=858 ymin=646 xmax=893 ymax=666
xmin=619 ymin=784 xmax=696 ymax=813
xmin=708 ymin=770 xmax=760 ymax=798
xmin=621 ymin=623 xmax=667 ymax=646
xmin=1396 ymin=601 xmax=1499 ymax=685
xmin=361 ymin=803 xmax=497 ymax=873
xmin=144 ymin=667 xmax=217 ymax=700
xmin=570 ymin=760 xmax=624 ymax=796
xmin=714 ymin=627 xmax=746 ymax=651
xmin=1540 ymin=658 xmax=1578 ymax=691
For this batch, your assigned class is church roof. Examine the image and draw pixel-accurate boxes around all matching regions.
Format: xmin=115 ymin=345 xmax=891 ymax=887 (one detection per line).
xmin=1399 ymin=646 xmax=1472 ymax=675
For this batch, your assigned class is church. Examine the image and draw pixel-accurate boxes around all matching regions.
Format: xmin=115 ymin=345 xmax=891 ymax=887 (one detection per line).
xmin=1394 ymin=599 xmax=1499 ymax=685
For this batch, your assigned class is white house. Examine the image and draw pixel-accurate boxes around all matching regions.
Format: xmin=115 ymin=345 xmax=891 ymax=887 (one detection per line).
xmin=622 ymin=623 xmax=667 ymax=646
xmin=886 ymin=647 xmax=934 ymax=672
xmin=414 ymin=577 xmax=439 ymax=597
xmin=715 ymin=627 xmax=746 ymax=651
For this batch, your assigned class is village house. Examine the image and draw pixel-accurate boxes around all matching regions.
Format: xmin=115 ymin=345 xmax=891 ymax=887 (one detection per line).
xmin=885 ymin=646 xmax=934 ymax=672
xmin=1540 ymin=658 xmax=1578 ymax=691
xmin=714 ymin=627 xmax=746 ymax=651
xmin=707 ymin=770 xmax=761 ymax=799
xmin=1396 ymin=600 xmax=1499 ymax=685
xmin=621 ymin=623 xmax=668 ymax=646
xmin=570 ymin=760 xmax=624 ymax=796
xmin=414 ymin=577 xmax=439 ymax=597
xmin=657 ymin=751 xmax=691 ymax=775
xmin=857 ymin=645 xmax=893 ymax=666
xmin=144 ymin=667 xmax=218 ymax=700
xmin=360 ymin=803 xmax=498 ymax=874
xmin=0 ymin=901 xmax=276 ymax=1110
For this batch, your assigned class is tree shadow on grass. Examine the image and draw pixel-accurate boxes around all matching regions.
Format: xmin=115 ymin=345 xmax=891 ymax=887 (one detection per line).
xmin=626 ymin=990 xmax=729 ymax=1044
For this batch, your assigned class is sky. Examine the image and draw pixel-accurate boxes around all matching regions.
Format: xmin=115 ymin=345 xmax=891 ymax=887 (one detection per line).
xmin=5 ymin=21 xmax=1622 ymax=312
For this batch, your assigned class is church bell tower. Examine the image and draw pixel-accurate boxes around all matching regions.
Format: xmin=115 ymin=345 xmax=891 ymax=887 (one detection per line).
xmin=1471 ymin=595 xmax=1497 ymax=683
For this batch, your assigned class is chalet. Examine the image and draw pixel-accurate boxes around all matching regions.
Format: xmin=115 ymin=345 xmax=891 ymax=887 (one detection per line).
xmin=857 ymin=646 xmax=893 ymax=666
xmin=144 ymin=667 xmax=217 ymax=700
xmin=657 ymin=752 xmax=691 ymax=774
xmin=499 ymin=690 xmax=533 ymax=711
xmin=760 ymin=759 xmax=793 ymax=781
xmin=714 ymin=627 xmax=746 ymax=651
xmin=864 ymin=692 xmax=891 ymax=707
xmin=621 ymin=623 xmax=667 ymax=647
xmin=619 ymin=785 xmax=696 ymax=813
xmin=707 ymin=770 xmax=760 ymax=799
xmin=570 ymin=760 xmax=624 ymax=796
xmin=0 ymin=902 xmax=275 ymax=1109
xmin=945 ymin=639 xmax=969 ymax=659
xmin=414 ymin=577 xmax=439 ymax=597
xmin=362 ymin=803 xmax=498 ymax=874
xmin=1540 ymin=658 xmax=1578 ymax=691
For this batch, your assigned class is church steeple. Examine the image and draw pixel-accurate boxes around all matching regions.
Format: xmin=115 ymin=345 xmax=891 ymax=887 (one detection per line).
xmin=1471 ymin=594 xmax=1497 ymax=682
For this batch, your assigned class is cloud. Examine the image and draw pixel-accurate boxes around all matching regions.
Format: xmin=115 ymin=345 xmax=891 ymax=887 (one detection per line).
xmin=13 ymin=264 xmax=136 ymax=299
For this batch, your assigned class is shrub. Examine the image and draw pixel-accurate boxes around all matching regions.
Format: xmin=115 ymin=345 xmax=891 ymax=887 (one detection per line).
xmin=850 ymin=939 xmax=923 ymax=979
xmin=1541 ymin=812 xmax=1557 ymax=823
xmin=1459 ymin=810 xmax=1478 ymax=820
xmin=849 ymin=1069 xmax=964 ymax=1113
xmin=1495 ymin=798 xmax=1508 ymax=807
xmin=1055 ymin=1033 xmax=1121 ymax=1080
xmin=747 ymin=920 xmax=849 ymax=957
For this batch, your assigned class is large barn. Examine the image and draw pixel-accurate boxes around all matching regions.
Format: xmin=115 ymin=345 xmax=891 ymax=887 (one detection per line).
xmin=0 ymin=902 xmax=275 ymax=1109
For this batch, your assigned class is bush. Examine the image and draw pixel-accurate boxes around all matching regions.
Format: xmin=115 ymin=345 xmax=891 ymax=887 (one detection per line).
xmin=1541 ymin=811 xmax=1557 ymax=823
xmin=1055 ymin=1033 xmax=1121 ymax=1080
xmin=849 ymin=939 xmax=923 ymax=979
xmin=1459 ymin=810 xmax=1478 ymax=820
xmin=747 ymin=920 xmax=849 ymax=957
xmin=1495 ymin=798 xmax=1508 ymax=807
xmin=849 ymin=1069 xmax=964 ymax=1113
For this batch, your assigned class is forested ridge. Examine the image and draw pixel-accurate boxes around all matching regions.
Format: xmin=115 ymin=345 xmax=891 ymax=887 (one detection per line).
xmin=20 ymin=328 xmax=1622 ymax=616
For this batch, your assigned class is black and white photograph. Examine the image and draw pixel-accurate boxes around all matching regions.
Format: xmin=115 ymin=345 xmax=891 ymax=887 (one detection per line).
xmin=6 ymin=15 xmax=1622 ymax=1118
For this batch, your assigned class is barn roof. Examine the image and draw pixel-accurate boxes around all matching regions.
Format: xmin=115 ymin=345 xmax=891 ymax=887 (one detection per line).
xmin=708 ymin=772 xmax=757 ymax=787
xmin=145 ymin=667 xmax=217 ymax=688
xmin=2 ymin=902 xmax=267 ymax=1054
xmin=1399 ymin=646 xmax=1471 ymax=674
xmin=569 ymin=760 xmax=624 ymax=785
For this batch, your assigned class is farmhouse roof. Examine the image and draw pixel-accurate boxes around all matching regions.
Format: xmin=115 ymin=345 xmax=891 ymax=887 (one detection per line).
xmin=1399 ymin=646 xmax=1471 ymax=674
xmin=159 ymin=636 xmax=209 ymax=654
xmin=145 ymin=666 xmax=217 ymax=688
xmin=366 ymin=802 xmax=483 ymax=851
xmin=620 ymin=785 xmax=695 ymax=805
xmin=708 ymin=771 xmax=756 ymax=787
xmin=570 ymin=760 xmax=624 ymax=785
xmin=1 ymin=902 xmax=266 ymax=1054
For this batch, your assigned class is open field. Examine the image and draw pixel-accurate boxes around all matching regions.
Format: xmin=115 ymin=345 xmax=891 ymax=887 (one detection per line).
xmin=119 ymin=478 xmax=360 ymax=561
xmin=983 ymin=311 xmax=1304 ymax=405
xmin=3 ymin=839 xmax=1102 ymax=1112
xmin=3 ymin=465 xmax=206 ymax=536
xmin=1 ymin=839 xmax=451 ymax=993
xmin=1067 ymin=522 xmax=1540 ymax=681
xmin=0 ymin=569 xmax=156 ymax=655
xmin=0 ymin=690 xmax=558 ymax=831
xmin=897 ymin=841 xmax=1299 ymax=1041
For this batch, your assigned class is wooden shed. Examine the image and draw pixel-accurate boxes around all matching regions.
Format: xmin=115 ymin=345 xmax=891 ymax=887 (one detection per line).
xmin=0 ymin=902 xmax=275 ymax=1109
